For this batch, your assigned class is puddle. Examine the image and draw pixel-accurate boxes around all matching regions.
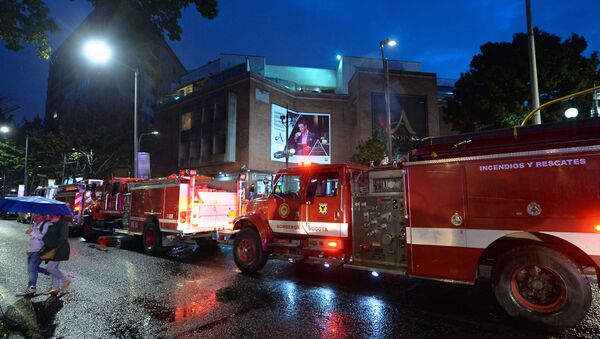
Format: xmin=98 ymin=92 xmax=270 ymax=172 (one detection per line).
xmin=131 ymin=297 xmax=175 ymax=322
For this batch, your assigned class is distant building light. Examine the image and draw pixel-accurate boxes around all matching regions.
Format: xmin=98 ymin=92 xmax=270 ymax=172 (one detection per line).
xmin=336 ymin=54 xmax=342 ymax=61
xmin=174 ymin=95 xmax=181 ymax=100
xmin=53 ymin=112 xmax=58 ymax=119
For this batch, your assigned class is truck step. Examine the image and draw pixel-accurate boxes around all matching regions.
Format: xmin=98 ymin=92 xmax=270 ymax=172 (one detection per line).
xmin=114 ymin=228 xmax=130 ymax=235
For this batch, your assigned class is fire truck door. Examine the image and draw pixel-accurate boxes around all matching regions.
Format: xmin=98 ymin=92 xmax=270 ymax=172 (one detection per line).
xmin=267 ymin=174 xmax=303 ymax=235
xmin=304 ymin=171 xmax=345 ymax=237
xmin=407 ymin=163 xmax=469 ymax=281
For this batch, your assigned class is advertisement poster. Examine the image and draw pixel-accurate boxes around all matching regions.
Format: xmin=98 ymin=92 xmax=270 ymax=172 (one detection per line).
xmin=270 ymin=104 xmax=331 ymax=164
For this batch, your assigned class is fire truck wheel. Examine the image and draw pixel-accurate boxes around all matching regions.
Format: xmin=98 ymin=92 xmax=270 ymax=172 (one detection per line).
xmin=143 ymin=223 xmax=162 ymax=255
xmin=233 ymin=228 xmax=267 ymax=273
xmin=82 ymin=218 xmax=98 ymax=243
xmin=493 ymin=245 xmax=591 ymax=328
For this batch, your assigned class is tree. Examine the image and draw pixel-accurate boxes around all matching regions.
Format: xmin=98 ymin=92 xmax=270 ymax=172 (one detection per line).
xmin=444 ymin=29 xmax=600 ymax=132
xmin=0 ymin=0 xmax=218 ymax=59
xmin=351 ymin=134 xmax=386 ymax=167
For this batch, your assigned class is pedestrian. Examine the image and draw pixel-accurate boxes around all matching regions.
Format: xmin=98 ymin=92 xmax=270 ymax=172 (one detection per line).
xmin=20 ymin=213 xmax=51 ymax=295
xmin=40 ymin=214 xmax=72 ymax=294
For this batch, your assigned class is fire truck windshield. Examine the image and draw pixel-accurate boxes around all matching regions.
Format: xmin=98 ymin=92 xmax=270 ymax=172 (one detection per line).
xmin=274 ymin=175 xmax=301 ymax=197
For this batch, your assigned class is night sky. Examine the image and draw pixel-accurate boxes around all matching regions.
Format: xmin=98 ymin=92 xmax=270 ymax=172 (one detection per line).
xmin=1 ymin=0 xmax=598 ymax=122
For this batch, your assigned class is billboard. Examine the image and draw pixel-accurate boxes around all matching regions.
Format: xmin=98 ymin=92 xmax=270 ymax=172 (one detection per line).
xmin=270 ymin=104 xmax=331 ymax=164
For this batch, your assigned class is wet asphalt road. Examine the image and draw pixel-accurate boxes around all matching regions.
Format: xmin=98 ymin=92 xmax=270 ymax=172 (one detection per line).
xmin=1 ymin=219 xmax=599 ymax=338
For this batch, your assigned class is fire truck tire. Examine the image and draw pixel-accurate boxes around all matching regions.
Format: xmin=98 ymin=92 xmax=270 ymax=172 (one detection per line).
xmin=493 ymin=245 xmax=591 ymax=328
xmin=233 ymin=228 xmax=267 ymax=273
xmin=82 ymin=218 xmax=98 ymax=243
xmin=143 ymin=223 xmax=162 ymax=256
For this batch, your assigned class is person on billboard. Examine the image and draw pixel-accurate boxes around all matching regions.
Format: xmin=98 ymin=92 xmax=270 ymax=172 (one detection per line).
xmin=293 ymin=118 xmax=317 ymax=155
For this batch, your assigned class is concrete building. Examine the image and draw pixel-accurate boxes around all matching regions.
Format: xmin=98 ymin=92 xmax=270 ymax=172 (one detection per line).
xmin=153 ymin=53 xmax=453 ymax=193
xmin=45 ymin=2 xmax=186 ymax=175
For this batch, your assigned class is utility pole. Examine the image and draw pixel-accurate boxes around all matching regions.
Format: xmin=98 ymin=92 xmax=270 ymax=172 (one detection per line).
xmin=526 ymin=0 xmax=541 ymax=124
xmin=23 ymin=136 xmax=29 ymax=196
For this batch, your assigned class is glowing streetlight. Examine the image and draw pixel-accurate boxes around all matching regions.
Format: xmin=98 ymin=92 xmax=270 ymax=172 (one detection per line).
xmin=83 ymin=40 xmax=112 ymax=64
xmin=380 ymin=38 xmax=397 ymax=163
xmin=82 ymin=39 xmax=139 ymax=177
xmin=0 ymin=126 xmax=9 ymax=134
xmin=564 ymin=107 xmax=579 ymax=118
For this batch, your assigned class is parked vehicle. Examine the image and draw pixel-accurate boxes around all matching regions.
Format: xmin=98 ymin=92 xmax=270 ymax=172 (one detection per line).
xmin=231 ymin=118 xmax=600 ymax=328
xmin=16 ymin=212 xmax=31 ymax=223
xmin=83 ymin=172 xmax=242 ymax=255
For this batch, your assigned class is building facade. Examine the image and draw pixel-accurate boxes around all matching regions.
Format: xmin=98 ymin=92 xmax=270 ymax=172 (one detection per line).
xmin=154 ymin=54 xmax=453 ymax=193
xmin=45 ymin=2 xmax=186 ymax=176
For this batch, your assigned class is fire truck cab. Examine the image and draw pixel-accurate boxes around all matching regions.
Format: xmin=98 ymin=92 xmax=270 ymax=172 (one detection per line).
xmin=232 ymin=118 xmax=600 ymax=328
xmin=232 ymin=163 xmax=405 ymax=273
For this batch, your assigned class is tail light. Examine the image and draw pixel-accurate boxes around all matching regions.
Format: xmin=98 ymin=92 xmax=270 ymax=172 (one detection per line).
xmin=595 ymin=225 xmax=600 ymax=232
xmin=327 ymin=241 xmax=338 ymax=248
xmin=180 ymin=211 xmax=187 ymax=223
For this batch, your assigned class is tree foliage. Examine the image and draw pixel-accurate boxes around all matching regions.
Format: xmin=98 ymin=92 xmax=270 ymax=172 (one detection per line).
xmin=351 ymin=134 xmax=386 ymax=167
xmin=444 ymin=29 xmax=600 ymax=132
xmin=0 ymin=0 xmax=218 ymax=59
xmin=0 ymin=0 xmax=59 ymax=58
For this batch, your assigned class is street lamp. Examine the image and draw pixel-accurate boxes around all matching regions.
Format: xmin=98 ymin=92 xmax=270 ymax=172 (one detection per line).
xmin=82 ymin=39 xmax=139 ymax=177
xmin=564 ymin=107 xmax=579 ymax=119
xmin=280 ymin=110 xmax=296 ymax=168
xmin=24 ymin=136 xmax=29 ymax=196
xmin=0 ymin=126 xmax=8 ymax=195
xmin=380 ymin=38 xmax=397 ymax=163
xmin=138 ymin=131 xmax=159 ymax=151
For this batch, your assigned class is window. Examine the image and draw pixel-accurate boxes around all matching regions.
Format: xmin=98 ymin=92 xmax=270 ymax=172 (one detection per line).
xmin=307 ymin=173 xmax=339 ymax=198
xmin=274 ymin=175 xmax=301 ymax=197
xmin=181 ymin=112 xmax=192 ymax=131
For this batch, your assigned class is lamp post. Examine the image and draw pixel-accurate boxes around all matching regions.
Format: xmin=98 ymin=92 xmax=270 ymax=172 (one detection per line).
xmin=0 ymin=126 xmax=9 ymax=196
xmin=24 ymin=136 xmax=28 ymax=196
xmin=280 ymin=109 xmax=296 ymax=168
xmin=526 ymin=0 xmax=541 ymax=125
xmin=83 ymin=40 xmax=140 ymax=177
xmin=380 ymin=38 xmax=397 ymax=163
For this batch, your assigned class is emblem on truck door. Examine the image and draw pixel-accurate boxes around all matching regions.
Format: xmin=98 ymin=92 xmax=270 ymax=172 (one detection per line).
xmin=279 ymin=203 xmax=290 ymax=218
xmin=451 ymin=213 xmax=463 ymax=226
xmin=527 ymin=201 xmax=542 ymax=216
xmin=318 ymin=203 xmax=328 ymax=215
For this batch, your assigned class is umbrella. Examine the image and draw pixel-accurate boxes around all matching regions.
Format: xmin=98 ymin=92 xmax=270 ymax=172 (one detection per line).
xmin=0 ymin=196 xmax=72 ymax=215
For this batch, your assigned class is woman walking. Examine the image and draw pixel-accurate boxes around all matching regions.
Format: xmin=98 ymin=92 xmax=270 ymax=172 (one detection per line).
xmin=41 ymin=214 xmax=72 ymax=294
xmin=20 ymin=213 xmax=51 ymax=295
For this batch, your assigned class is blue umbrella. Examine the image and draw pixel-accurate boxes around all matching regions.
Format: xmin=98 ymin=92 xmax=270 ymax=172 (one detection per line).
xmin=0 ymin=196 xmax=72 ymax=215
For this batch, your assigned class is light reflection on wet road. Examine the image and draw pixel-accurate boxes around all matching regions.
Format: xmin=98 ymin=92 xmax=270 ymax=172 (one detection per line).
xmin=0 ymin=219 xmax=598 ymax=338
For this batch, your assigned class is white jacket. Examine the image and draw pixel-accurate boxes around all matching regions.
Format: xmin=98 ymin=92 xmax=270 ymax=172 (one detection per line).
xmin=28 ymin=220 xmax=51 ymax=253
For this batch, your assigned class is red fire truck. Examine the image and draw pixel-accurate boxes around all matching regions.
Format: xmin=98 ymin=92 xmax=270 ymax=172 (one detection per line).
xmin=83 ymin=173 xmax=239 ymax=255
xmin=231 ymin=118 xmax=600 ymax=327
xmin=53 ymin=179 xmax=103 ymax=233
